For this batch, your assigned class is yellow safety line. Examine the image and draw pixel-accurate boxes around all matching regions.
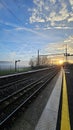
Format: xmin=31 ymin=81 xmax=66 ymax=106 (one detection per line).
xmin=60 ymin=71 xmax=71 ymax=130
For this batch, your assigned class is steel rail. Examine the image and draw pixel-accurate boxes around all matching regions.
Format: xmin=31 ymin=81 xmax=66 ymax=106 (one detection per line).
xmin=0 ymin=69 xmax=59 ymax=126
xmin=0 ymin=77 xmax=30 ymax=89
xmin=0 ymin=67 xmax=57 ymax=88
xmin=0 ymin=68 xmax=57 ymax=101
xmin=0 ymin=68 xmax=52 ymax=89
xmin=0 ymin=69 xmax=57 ymax=103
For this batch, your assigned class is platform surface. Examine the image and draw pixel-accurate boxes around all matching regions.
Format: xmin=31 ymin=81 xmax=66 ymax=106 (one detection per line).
xmin=35 ymin=71 xmax=62 ymax=130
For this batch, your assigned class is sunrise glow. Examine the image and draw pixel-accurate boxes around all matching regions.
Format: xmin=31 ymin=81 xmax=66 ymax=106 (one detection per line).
xmin=58 ymin=60 xmax=64 ymax=65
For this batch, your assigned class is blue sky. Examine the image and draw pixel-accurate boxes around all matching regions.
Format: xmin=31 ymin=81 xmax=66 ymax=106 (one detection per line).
xmin=0 ymin=0 xmax=73 ymax=64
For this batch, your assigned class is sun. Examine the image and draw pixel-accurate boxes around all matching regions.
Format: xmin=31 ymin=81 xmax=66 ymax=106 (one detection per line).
xmin=58 ymin=60 xmax=64 ymax=65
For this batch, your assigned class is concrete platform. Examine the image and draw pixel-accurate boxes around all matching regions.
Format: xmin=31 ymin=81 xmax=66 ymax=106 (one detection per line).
xmin=35 ymin=71 xmax=62 ymax=130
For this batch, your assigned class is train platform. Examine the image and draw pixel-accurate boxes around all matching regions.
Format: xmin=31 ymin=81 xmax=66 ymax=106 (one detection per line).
xmin=35 ymin=70 xmax=62 ymax=130
xmin=35 ymin=68 xmax=73 ymax=130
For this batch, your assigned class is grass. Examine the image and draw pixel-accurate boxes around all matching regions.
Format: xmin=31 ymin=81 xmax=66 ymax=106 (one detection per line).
xmin=0 ymin=67 xmax=32 ymax=76
xmin=0 ymin=65 xmax=48 ymax=76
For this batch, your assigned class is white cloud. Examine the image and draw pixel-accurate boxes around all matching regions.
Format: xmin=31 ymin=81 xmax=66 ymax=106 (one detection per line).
xmin=63 ymin=36 xmax=73 ymax=53
xmin=50 ymin=21 xmax=55 ymax=26
xmin=29 ymin=0 xmax=73 ymax=29
xmin=50 ymin=0 xmax=56 ymax=4
xmin=69 ymin=0 xmax=73 ymax=9
xmin=33 ymin=0 xmax=44 ymax=8
xmin=59 ymin=2 xmax=69 ymax=19
xmin=14 ymin=26 xmax=48 ymax=38
xmin=44 ymin=36 xmax=73 ymax=55
xmin=45 ymin=42 xmax=65 ymax=54
xmin=44 ymin=6 xmax=49 ymax=11
xmin=54 ymin=26 xmax=73 ymax=29
xmin=68 ymin=13 xmax=73 ymax=22
xmin=29 ymin=0 xmax=47 ymax=23
xmin=34 ymin=25 xmax=41 ymax=30
xmin=47 ymin=2 xmax=69 ymax=23
xmin=0 ymin=20 xmax=48 ymax=38
xmin=64 ymin=36 xmax=73 ymax=43
xmin=0 ymin=20 xmax=18 ymax=27
xmin=34 ymin=26 xmax=73 ymax=30
xmin=29 ymin=0 xmax=45 ymax=23
xmin=68 ymin=17 xmax=73 ymax=22
xmin=30 ymin=16 xmax=45 ymax=23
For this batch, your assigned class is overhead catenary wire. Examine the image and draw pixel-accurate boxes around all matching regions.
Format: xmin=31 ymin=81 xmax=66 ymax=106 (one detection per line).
xmin=0 ymin=0 xmax=48 ymax=39
xmin=0 ymin=0 xmax=24 ymax=25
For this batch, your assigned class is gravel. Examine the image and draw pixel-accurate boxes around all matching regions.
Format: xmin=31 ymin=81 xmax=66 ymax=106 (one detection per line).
xmin=4 ymin=73 xmax=59 ymax=130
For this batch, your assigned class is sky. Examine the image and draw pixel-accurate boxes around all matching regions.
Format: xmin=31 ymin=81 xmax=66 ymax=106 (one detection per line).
xmin=0 ymin=0 xmax=73 ymax=65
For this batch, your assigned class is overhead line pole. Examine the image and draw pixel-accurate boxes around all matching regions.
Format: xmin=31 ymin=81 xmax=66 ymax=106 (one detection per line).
xmin=66 ymin=44 xmax=67 ymax=62
xmin=37 ymin=50 xmax=39 ymax=66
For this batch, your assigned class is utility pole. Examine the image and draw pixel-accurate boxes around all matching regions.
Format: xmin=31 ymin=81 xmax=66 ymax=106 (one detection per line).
xmin=37 ymin=50 xmax=39 ymax=66
xmin=65 ymin=44 xmax=67 ymax=62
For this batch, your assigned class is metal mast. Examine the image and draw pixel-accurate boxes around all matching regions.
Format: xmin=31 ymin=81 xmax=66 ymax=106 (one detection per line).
xmin=65 ymin=44 xmax=67 ymax=62
xmin=37 ymin=50 xmax=39 ymax=66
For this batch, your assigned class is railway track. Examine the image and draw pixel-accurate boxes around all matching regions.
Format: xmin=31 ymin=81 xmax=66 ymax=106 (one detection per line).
xmin=0 ymin=67 xmax=60 ymax=127
xmin=0 ymin=67 xmax=55 ymax=86
xmin=0 ymin=67 xmax=57 ymax=99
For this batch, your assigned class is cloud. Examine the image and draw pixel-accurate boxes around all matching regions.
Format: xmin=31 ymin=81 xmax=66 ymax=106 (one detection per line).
xmin=29 ymin=0 xmax=73 ymax=29
xmin=54 ymin=26 xmax=73 ymax=29
xmin=30 ymin=16 xmax=45 ymax=23
xmin=0 ymin=20 xmax=18 ymax=28
xmin=50 ymin=0 xmax=56 ymax=4
xmin=64 ymin=35 xmax=73 ymax=45
xmin=69 ymin=0 xmax=73 ymax=9
xmin=44 ymin=36 xmax=73 ymax=55
xmin=0 ymin=20 xmax=48 ymax=38
xmin=68 ymin=13 xmax=73 ymax=22
xmin=29 ymin=2 xmax=45 ymax=23
xmin=44 ymin=42 xmax=65 ymax=54
xmin=14 ymin=26 xmax=48 ymax=38
xmin=34 ymin=26 xmax=73 ymax=30
xmin=64 ymin=36 xmax=73 ymax=53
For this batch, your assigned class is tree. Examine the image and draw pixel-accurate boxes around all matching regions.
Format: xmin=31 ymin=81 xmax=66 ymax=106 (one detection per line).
xmin=29 ymin=58 xmax=34 ymax=68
